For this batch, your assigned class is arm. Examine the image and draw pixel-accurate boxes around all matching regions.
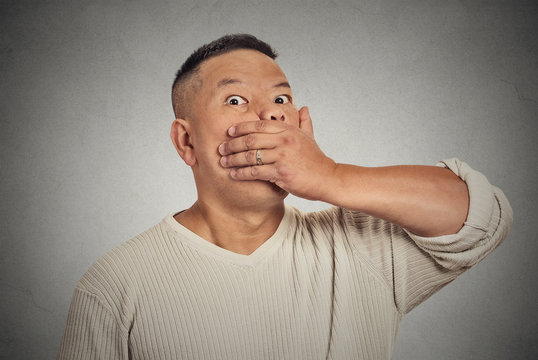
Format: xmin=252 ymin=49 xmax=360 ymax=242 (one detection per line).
xmin=334 ymin=168 xmax=512 ymax=313
xmin=57 ymin=287 xmax=128 ymax=359
xmin=323 ymin=163 xmax=469 ymax=237
xmin=220 ymin=107 xmax=513 ymax=312
xmin=218 ymin=106 xmax=468 ymax=236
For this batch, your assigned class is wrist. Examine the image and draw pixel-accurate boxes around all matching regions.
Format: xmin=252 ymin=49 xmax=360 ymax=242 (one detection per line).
xmin=317 ymin=163 xmax=371 ymax=210
xmin=316 ymin=161 xmax=345 ymax=204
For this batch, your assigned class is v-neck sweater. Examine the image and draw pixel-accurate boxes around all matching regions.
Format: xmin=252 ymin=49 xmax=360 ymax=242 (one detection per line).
xmin=163 ymin=209 xmax=291 ymax=269
xmin=57 ymin=158 xmax=513 ymax=360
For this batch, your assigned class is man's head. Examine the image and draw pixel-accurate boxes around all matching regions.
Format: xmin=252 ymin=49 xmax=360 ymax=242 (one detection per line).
xmin=171 ymin=34 xmax=278 ymax=120
xmin=170 ymin=34 xmax=300 ymax=208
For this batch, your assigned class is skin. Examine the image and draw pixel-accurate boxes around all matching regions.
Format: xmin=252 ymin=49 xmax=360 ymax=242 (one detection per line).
xmin=171 ymin=49 xmax=469 ymax=255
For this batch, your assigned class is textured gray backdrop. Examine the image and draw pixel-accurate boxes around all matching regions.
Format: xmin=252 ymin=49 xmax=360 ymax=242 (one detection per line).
xmin=1 ymin=0 xmax=537 ymax=359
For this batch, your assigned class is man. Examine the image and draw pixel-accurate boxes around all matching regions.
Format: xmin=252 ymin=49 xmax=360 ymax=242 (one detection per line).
xmin=58 ymin=34 xmax=512 ymax=359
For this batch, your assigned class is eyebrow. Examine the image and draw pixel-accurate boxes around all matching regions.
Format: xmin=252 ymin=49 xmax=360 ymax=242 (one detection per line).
xmin=217 ymin=78 xmax=243 ymax=88
xmin=216 ymin=78 xmax=291 ymax=89
xmin=273 ymin=81 xmax=291 ymax=89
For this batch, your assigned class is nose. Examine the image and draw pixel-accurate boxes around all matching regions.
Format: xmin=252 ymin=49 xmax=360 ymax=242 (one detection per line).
xmin=258 ymin=104 xmax=285 ymax=122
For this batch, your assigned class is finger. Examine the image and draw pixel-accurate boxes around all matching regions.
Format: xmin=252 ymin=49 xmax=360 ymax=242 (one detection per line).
xmin=298 ymin=106 xmax=314 ymax=139
xmin=220 ymin=149 xmax=278 ymax=168
xmin=218 ymin=133 xmax=278 ymax=155
xmin=228 ymin=120 xmax=288 ymax=137
xmin=230 ymin=164 xmax=278 ymax=182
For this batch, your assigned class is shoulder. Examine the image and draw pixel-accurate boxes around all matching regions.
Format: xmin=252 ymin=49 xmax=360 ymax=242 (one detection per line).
xmin=76 ymin=216 xmax=176 ymax=302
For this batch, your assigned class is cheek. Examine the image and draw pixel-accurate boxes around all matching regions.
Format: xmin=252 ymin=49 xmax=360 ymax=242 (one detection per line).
xmin=190 ymin=123 xmax=222 ymax=155
xmin=192 ymin=118 xmax=235 ymax=157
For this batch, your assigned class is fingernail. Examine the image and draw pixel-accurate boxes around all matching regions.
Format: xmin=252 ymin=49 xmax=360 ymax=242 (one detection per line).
xmin=230 ymin=169 xmax=237 ymax=178
xmin=220 ymin=156 xmax=227 ymax=166
xmin=228 ymin=126 xmax=236 ymax=136
xmin=218 ymin=143 xmax=225 ymax=155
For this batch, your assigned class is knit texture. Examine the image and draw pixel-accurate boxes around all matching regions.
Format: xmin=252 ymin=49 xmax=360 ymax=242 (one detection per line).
xmin=58 ymin=158 xmax=513 ymax=359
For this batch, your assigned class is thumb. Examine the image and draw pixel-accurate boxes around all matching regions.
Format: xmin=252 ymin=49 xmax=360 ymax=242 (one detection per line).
xmin=298 ymin=106 xmax=314 ymax=139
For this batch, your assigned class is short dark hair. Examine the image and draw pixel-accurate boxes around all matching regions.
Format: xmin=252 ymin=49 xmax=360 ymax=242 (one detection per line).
xmin=171 ymin=34 xmax=278 ymax=118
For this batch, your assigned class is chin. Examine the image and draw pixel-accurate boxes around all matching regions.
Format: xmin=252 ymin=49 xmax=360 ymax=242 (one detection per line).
xmin=233 ymin=180 xmax=288 ymax=205
xmin=268 ymin=182 xmax=289 ymax=199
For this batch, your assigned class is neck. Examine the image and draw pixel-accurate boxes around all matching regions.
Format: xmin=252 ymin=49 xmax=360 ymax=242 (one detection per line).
xmin=174 ymin=199 xmax=285 ymax=255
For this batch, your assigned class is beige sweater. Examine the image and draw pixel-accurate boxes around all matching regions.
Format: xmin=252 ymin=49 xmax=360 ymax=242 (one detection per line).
xmin=57 ymin=159 xmax=512 ymax=360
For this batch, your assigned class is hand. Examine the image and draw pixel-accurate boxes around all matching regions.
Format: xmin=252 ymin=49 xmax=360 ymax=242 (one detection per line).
xmin=218 ymin=106 xmax=336 ymax=200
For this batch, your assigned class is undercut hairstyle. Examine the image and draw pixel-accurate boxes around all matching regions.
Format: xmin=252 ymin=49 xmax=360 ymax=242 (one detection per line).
xmin=171 ymin=34 xmax=278 ymax=119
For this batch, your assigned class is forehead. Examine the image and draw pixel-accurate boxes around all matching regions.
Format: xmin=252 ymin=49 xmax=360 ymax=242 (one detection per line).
xmin=198 ymin=49 xmax=288 ymax=89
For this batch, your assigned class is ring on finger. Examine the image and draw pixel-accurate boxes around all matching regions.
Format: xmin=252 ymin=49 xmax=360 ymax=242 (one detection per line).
xmin=256 ymin=149 xmax=263 ymax=165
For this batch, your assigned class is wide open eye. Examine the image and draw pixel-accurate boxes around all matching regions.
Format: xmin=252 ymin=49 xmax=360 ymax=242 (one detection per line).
xmin=274 ymin=95 xmax=291 ymax=104
xmin=226 ymin=95 xmax=247 ymax=105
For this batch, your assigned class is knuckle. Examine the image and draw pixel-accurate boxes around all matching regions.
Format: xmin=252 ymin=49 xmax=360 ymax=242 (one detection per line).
xmin=255 ymin=121 xmax=266 ymax=131
xmin=245 ymin=150 xmax=254 ymax=163
xmin=281 ymin=134 xmax=295 ymax=145
xmin=244 ymin=134 xmax=254 ymax=149
xmin=277 ymin=166 xmax=290 ymax=180
xmin=250 ymin=166 xmax=259 ymax=176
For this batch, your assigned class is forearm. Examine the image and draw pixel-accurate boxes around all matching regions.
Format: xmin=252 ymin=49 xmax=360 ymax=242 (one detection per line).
xmin=320 ymin=163 xmax=470 ymax=237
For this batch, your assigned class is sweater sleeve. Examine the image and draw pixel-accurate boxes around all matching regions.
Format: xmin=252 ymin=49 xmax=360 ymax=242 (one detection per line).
xmin=405 ymin=158 xmax=513 ymax=269
xmin=340 ymin=158 xmax=513 ymax=314
xmin=392 ymin=158 xmax=513 ymax=313
xmin=57 ymin=287 xmax=129 ymax=360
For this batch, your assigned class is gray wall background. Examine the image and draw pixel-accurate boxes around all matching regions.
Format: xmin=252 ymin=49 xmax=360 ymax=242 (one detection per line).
xmin=1 ymin=0 xmax=537 ymax=358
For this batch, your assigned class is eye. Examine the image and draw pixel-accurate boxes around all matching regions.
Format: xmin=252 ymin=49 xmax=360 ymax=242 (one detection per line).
xmin=226 ymin=95 xmax=247 ymax=105
xmin=274 ymin=95 xmax=291 ymax=104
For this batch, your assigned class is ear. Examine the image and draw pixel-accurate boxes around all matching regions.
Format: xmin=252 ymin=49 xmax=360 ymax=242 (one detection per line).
xmin=170 ymin=118 xmax=196 ymax=166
